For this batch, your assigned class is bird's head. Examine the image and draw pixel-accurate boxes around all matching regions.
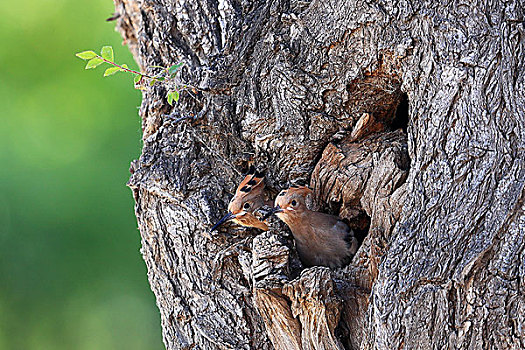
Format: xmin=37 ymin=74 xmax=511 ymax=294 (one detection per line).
xmin=265 ymin=186 xmax=313 ymax=226
xmin=211 ymin=167 xmax=268 ymax=232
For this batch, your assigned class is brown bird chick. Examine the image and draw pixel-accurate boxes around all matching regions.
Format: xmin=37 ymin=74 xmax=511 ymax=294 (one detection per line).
xmin=266 ymin=186 xmax=358 ymax=268
xmin=211 ymin=166 xmax=270 ymax=232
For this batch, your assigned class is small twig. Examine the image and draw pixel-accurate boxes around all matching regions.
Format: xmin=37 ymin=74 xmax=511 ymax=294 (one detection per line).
xmin=99 ymin=57 xmax=154 ymax=78
xmin=76 ymin=46 xmax=203 ymax=107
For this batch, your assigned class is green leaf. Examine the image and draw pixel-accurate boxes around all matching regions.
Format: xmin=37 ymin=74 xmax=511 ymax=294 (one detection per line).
xmin=121 ymin=64 xmax=129 ymax=70
xmin=104 ymin=66 xmax=121 ymax=77
xmin=149 ymin=79 xmax=157 ymax=86
xmin=168 ymin=62 xmax=184 ymax=77
xmin=134 ymin=75 xmax=142 ymax=84
xmin=167 ymin=90 xmax=180 ymax=105
xmin=85 ymin=58 xmax=104 ymax=69
xmin=75 ymin=50 xmax=97 ymax=60
xmin=100 ymin=46 xmax=114 ymax=61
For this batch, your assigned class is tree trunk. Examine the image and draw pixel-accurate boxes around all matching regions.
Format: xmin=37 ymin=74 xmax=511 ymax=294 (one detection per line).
xmin=115 ymin=0 xmax=525 ymax=348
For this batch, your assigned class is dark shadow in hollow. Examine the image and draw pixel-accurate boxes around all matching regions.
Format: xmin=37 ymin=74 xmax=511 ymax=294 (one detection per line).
xmin=391 ymin=92 xmax=409 ymax=132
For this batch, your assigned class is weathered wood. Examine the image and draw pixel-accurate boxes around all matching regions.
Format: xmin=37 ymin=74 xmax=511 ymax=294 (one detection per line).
xmin=252 ymin=232 xmax=302 ymax=350
xmin=283 ymin=268 xmax=344 ymax=350
xmin=117 ymin=0 xmax=525 ymax=349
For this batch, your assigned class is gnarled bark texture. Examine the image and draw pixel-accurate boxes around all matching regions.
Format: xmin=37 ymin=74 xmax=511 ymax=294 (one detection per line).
xmin=116 ymin=0 xmax=525 ymax=348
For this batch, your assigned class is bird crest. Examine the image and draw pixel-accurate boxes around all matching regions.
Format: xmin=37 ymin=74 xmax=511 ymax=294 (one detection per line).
xmin=211 ymin=166 xmax=269 ymax=232
xmin=280 ymin=185 xmax=313 ymax=198
xmin=233 ymin=166 xmax=265 ymax=200
xmin=275 ymin=185 xmax=313 ymax=209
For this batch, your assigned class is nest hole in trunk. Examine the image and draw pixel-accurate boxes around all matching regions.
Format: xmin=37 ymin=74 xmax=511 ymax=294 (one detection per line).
xmin=310 ymin=82 xmax=410 ymax=270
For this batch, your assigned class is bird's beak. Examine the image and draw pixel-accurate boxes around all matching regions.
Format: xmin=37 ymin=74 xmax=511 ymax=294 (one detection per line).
xmin=261 ymin=205 xmax=283 ymax=221
xmin=210 ymin=212 xmax=236 ymax=232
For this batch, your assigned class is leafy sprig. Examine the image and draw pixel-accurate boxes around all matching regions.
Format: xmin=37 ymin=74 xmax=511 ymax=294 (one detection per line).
xmin=76 ymin=46 xmax=187 ymax=105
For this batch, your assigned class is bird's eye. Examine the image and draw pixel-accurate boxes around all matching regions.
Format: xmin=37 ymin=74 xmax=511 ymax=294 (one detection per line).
xmin=243 ymin=202 xmax=251 ymax=210
xmin=291 ymin=200 xmax=297 ymax=207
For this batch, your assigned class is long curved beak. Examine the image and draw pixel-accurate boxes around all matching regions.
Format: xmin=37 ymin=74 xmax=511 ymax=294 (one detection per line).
xmin=261 ymin=205 xmax=283 ymax=221
xmin=210 ymin=212 xmax=236 ymax=232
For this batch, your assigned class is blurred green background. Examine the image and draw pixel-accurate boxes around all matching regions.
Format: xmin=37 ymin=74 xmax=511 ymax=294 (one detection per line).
xmin=0 ymin=0 xmax=163 ymax=349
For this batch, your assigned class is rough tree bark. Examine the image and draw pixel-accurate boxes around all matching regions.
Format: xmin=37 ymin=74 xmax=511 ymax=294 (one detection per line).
xmin=115 ymin=0 xmax=524 ymax=349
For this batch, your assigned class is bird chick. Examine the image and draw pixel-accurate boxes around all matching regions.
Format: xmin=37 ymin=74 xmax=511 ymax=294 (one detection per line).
xmin=211 ymin=166 xmax=270 ymax=232
xmin=267 ymin=186 xmax=358 ymax=268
